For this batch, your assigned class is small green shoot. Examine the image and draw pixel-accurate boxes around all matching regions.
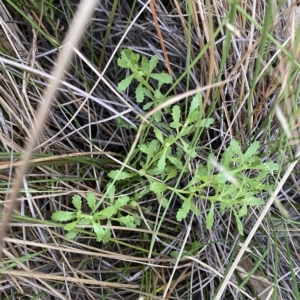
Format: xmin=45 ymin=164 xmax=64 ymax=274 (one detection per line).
xmin=117 ymin=48 xmax=172 ymax=121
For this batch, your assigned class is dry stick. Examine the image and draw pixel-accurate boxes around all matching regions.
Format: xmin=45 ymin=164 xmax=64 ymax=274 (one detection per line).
xmin=214 ymin=147 xmax=300 ymax=300
xmin=202 ymin=0 xmax=215 ymax=113
xmin=163 ymin=219 xmax=192 ymax=299
xmin=0 ymin=0 xmax=100 ymax=251
xmin=149 ymin=0 xmax=172 ymax=77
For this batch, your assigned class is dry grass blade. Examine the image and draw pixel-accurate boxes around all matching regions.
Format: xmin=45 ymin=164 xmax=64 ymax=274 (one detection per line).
xmin=149 ymin=0 xmax=172 ymax=76
xmin=234 ymin=229 xmax=280 ymax=300
xmin=0 ymin=0 xmax=100 ymax=249
xmin=273 ymin=4 xmax=300 ymax=147
xmin=1 ymin=269 xmax=140 ymax=289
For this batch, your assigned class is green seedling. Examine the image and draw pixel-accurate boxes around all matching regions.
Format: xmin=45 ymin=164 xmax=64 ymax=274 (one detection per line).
xmin=52 ymin=192 xmax=140 ymax=242
xmin=117 ymin=48 xmax=172 ymax=121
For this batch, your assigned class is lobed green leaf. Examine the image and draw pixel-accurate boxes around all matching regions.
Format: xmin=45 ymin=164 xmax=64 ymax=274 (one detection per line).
xmin=117 ymin=74 xmax=135 ymax=92
xmin=72 ymin=194 xmax=82 ymax=211
xmin=149 ymin=55 xmax=158 ymax=72
xmin=233 ymin=210 xmax=244 ymax=235
xmin=170 ymin=105 xmax=181 ymax=129
xmin=150 ymin=73 xmax=172 ymax=84
xmin=108 ymin=170 xmax=136 ymax=181
xmin=87 ymin=192 xmax=96 ymax=211
xmin=243 ymin=141 xmax=259 ymax=160
xmin=167 ymin=155 xmax=184 ymax=169
xmin=114 ymin=196 xmax=130 ymax=209
xmin=157 ymin=149 xmax=167 ymax=172
xmin=66 ymin=230 xmax=78 ymax=240
xmin=52 ymin=211 xmax=76 ymax=222
xmin=189 ymin=94 xmax=202 ymax=114
xmin=198 ymin=118 xmax=214 ymax=128
xmin=149 ymin=181 xmax=167 ymax=194
xmin=96 ymin=205 xmax=117 ymax=219
xmin=135 ymin=83 xmax=144 ymax=103
xmin=140 ymin=56 xmax=150 ymax=74
xmin=230 ymin=140 xmax=243 ymax=157
xmin=92 ymin=221 xmax=105 ymax=242
xmin=154 ymin=128 xmax=164 ymax=144
xmin=176 ymin=198 xmax=192 ymax=222
xmin=64 ymin=220 xmax=78 ymax=231
xmin=121 ymin=48 xmax=139 ymax=64
xmin=116 ymin=215 xmax=138 ymax=228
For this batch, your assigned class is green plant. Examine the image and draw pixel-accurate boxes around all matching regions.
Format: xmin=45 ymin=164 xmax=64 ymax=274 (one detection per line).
xmin=187 ymin=140 xmax=279 ymax=234
xmin=114 ymin=50 xmax=279 ymax=235
xmin=116 ymin=48 xmax=173 ymax=121
xmin=51 ymin=192 xmax=140 ymax=242
xmin=52 ymin=49 xmax=279 ymax=241
xmin=108 ymin=92 xmax=214 ymax=213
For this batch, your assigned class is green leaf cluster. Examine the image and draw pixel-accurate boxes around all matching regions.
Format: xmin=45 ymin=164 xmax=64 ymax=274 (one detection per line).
xmin=108 ymin=92 xmax=213 ymax=221
xmin=117 ymin=48 xmax=172 ymax=121
xmin=187 ymin=140 xmax=279 ymax=235
xmin=52 ymin=192 xmax=140 ymax=242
